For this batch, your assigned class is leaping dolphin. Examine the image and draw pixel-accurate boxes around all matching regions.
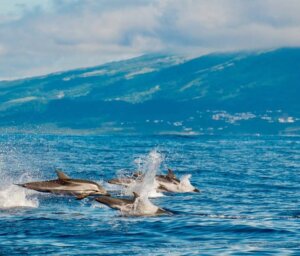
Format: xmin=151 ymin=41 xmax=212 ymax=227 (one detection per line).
xmin=95 ymin=192 xmax=170 ymax=216
xmin=108 ymin=169 xmax=200 ymax=193
xmin=108 ymin=177 xmax=135 ymax=187
xmin=108 ymin=171 xmax=143 ymax=187
xmin=17 ymin=170 xmax=109 ymax=199
xmin=157 ymin=169 xmax=200 ymax=193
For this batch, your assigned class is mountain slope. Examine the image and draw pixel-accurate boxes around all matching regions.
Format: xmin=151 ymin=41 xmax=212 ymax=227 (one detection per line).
xmin=0 ymin=48 xmax=299 ymax=135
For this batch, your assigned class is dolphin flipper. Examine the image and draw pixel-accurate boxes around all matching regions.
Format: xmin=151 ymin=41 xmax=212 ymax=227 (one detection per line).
xmin=75 ymin=193 xmax=90 ymax=200
xmin=158 ymin=184 xmax=169 ymax=192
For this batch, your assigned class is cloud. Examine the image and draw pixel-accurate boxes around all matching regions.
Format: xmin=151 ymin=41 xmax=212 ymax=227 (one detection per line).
xmin=0 ymin=0 xmax=300 ymax=79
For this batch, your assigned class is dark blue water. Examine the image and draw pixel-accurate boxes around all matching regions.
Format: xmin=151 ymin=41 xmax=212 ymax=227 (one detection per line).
xmin=0 ymin=134 xmax=299 ymax=255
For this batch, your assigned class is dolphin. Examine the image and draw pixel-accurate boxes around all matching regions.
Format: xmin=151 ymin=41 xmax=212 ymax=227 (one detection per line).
xmin=95 ymin=192 xmax=170 ymax=216
xmin=156 ymin=169 xmax=200 ymax=193
xmin=107 ymin=177 xmax=136 ymax=187
xmin=17 ymin=170 xmax=109 ymax=199
xmin=108 ymin=170 xmax=143 ymax=186
xmin=108 ymin=169 xmax=200 ymax=193
xmin=95 ymin=192 xmax=137 ymax=209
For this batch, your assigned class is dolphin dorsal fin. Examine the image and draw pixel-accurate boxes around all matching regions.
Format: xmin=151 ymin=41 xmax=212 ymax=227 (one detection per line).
xmin=167 ymin=168 xmax=175 ymax=179
xmin=56 ymin=170 xmax=70 ymax=180
xmin=133 ymin=192 xmax=140 ymax=200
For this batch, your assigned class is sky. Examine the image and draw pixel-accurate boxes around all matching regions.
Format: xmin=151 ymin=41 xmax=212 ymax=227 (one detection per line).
xmin=1 ymin=0 xmax=300 ymax=80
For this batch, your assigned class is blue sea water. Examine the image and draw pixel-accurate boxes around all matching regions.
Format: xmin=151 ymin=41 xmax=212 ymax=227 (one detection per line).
xmin=0 ymin=134 xmax=299 ymax=255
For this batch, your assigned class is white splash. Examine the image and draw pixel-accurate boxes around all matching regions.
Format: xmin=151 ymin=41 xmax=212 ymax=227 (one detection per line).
xmin=130 ymin=195 xmax=160 ymax=216
xmin=121 ymin=150 xmax=166 ymax=216
xmin=124 ymin=149 xmax=164 ymax=198
xmin=0 ymin=185 xmax=38 ymax=209
xmin=0 ymin=155 xmax=39 ymax=209
xmin=117 ymin=194 xmax=162 ymax=216
xmin=179 ymin=174 xmax=197 ymax=192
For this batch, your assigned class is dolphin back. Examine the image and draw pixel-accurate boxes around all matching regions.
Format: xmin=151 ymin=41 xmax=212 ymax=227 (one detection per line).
xmin=15 ymin=180 xmax=61 ymax=192
xmin=95 ymin=196 xmax=133 ymax=209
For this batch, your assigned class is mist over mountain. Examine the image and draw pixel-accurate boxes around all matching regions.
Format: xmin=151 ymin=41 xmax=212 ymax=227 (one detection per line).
xmin=0 ymin=48 xmax=299 ymax=135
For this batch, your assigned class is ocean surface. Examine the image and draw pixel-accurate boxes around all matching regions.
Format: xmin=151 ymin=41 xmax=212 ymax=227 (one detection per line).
xmin=0 ymin=134 xmax=299 ymax=255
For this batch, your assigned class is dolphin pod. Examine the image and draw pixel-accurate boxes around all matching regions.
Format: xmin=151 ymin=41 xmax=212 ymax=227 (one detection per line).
xmin=17 ymin=168 xmax=199 ymax=216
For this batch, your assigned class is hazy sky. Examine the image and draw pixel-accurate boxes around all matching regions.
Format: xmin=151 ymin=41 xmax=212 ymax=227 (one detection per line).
xmin=1 ymin=0 xmax=300 ymax=79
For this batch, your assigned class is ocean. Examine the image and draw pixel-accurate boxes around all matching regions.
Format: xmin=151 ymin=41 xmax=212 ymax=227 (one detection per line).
xmin=0 ymin=134 xmax=299 ymax=255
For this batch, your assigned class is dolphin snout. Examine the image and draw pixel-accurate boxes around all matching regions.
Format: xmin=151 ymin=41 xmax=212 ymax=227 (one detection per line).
xmin=193 ymin=188 xmax=200 ymax=192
